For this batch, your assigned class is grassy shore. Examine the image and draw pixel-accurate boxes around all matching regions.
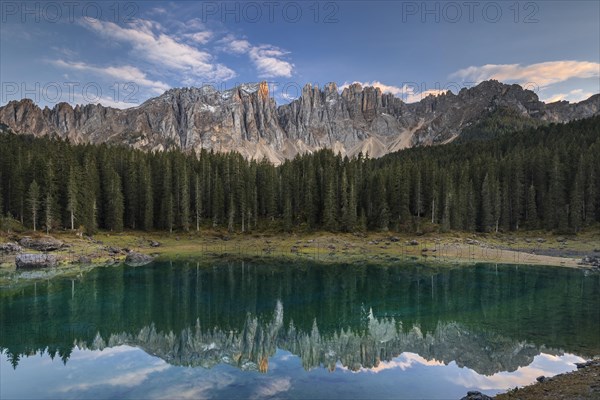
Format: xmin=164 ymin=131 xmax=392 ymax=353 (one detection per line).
xmin=2 ymin=228 xmax=599 ymax=273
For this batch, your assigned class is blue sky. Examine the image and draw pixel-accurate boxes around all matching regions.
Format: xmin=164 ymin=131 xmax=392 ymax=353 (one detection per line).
xmin=1 ymin=1 xmax=598 ymax=108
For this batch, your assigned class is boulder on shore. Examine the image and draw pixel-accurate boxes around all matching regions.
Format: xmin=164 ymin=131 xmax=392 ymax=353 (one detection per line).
xmin=580 ymin=255 xmax=600 ymax=269
xmin=16 ymin=254 xmax=58 ymax=269
xmin=460 ymin=391 xmax=493 ymax=400
xmin=0 ymin=242 xmax=22 ymax=254
xmin=19 ymin=236 xmax=63 ymax=252
xmin=125 ymin=251 xmax=154 ymax=266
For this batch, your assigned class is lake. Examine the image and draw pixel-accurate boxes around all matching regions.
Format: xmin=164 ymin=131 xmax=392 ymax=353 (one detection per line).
xmin=1 ymin=260 xmax=599 ymax=399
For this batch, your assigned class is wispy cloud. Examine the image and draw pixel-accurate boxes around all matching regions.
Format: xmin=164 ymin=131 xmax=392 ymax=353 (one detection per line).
xmin=51 ymin=60 xmax=170 ymax=94
xmin=72 ymin=93 xmax=140 ymax=109
xmin=340 ymin=81 xmax=446 ymax=103
xmin=221 ymin=35 xmax=294 ymax=78
xmin=543 ymin=88 xmax=595 ymax=103
xmin=184 ymin=31 xmax=214 ymax=45
xmin=450 ymin=60 xmax=600 ymax=87
xmin=80 ymin=18 xmax=236 ymax=83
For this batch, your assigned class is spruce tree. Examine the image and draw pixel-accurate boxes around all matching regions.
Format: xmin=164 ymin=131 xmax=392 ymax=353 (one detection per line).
xmin=480 ymin=173 xmax=493 ymax=232
xmin=526 ymin=184 xmax=538 ymax=229
xmin=194 ymin=173 xmax=201 ymax=232
xmin=27 ymin=180 xmax=40 ymax=231
xmin=161 ymin=160 xmax=174 ymax=232
xmin=43 ymin=159 xmax=58 ymax=234
xmin=102 ymin=164 xmax=124 ymax=232
xmin=180 ymin=162 xmax=190 ymax=231
xmin=66 ymin=166 xmax=79 ymax=231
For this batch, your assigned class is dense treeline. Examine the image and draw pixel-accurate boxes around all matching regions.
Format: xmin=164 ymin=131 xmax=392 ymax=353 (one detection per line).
xmin=0 ymin=117 xmax=598 ymax=234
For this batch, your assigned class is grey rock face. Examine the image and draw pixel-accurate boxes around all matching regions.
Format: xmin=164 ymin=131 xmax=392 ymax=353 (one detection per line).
xmin=0 ymin=242 xmax=22 ymax=254
xmin=19 ymin=236 xmax=64 ymax=251
xmin=1 ymin=80 xmax=598 ymax=163
xmin=16 ymin=253 xmax=58 ymax=269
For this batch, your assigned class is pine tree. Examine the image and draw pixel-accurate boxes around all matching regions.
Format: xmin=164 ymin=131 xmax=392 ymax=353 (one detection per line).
xmin=179 ymin=162 xmax=190 ymax=231
xmin=322 ymin=164 xmax=337 ymax=231
xmin=161 ymin=160 xmax=174 ymax=232
xmin=194 ymin=173 xmax=201 ymax=232
xmin=212 ymin=169 xmax=224 ymax=227
xmin=0 ymin=173 xmax=3 ymax=217
xmin=79 ymin=154 xmax=98 ymax=234
xmin=569 ymin=162 xmax=584 ymax=232
xmin=465 ymin=179 xmax=476 ymax=232
xmin=500 ymin=177 xmax=511 ymax=232
xmin=480 ymin=173 xmax=493 ymax=232
xmin=584 ymin=160 xmax=597 ymax=225
xmin=441 ymin=191 xmax=451 ymax=232
xmin=139 ymin=161 xmax=154 ymax=231
xmin=123 ymin=156 xmax=139 ymax=229
xmin=66 ymin=166 xmax=79 ymax=231
xmin=526 ymin=184 xmax=538 ymax=228
xmin=340 ymin=168 xmax=350 ymax=232
xmin=43 ymin=159 xmax=58 ymax=234
xmin=102 ymin=164 xmax=124 ymax=232
xmin=549 ymin=155 xmax=568 ymax=231
xmin=27 ymin=180 xmax=40 ymax=231
xmin=373 ymin=173 xmax=389 ymax=231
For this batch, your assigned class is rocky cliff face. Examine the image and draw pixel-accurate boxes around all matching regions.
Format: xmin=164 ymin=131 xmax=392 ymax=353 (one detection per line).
xmin=1 ymin=80 xmax=598 ymax=163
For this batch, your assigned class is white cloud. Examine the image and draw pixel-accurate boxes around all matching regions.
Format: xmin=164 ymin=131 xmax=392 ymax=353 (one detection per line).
xmin=185 ymin=31 xmax=214 ymax=44
xmin=230 ymin=39 xmax=252 ymax=54
xmin=249 ymin=46 xmax=294 ymax=78
xmin=451 ymin=353 xmax=585 ymax=391
xmin=450 ymin=60 xmax=600 ymax=87
xmin=52 ymin=60 xmax=170 ymax=94
xmin=543 ymin=88 xmax=595 ymax=103
xmin=250 ymin=377 xmax=292 ymax=400
xmin=80 ymin=18 xmax=236 ymax=83
xmin=220 ymin=34 xmax=293 ymax=78
xmin=72 ymin=93 xmax=140 ymax=109
xmin=57 ymin=347 xmax=169 ymax=392
xmin=338 ymin=352 xmax=445 ymax=374
xmin=340 ymin=81 xmax=446 ymax=103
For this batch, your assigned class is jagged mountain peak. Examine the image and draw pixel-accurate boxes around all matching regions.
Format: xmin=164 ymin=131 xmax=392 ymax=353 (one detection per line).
xmin=1 ymin=80 xmax=598 ymax=163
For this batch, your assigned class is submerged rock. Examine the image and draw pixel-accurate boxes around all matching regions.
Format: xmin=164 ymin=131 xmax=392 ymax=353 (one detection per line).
xmin=125 ymin=251 xmax=154 ymax=266
xmin=16 ymin=254 xmax=57 ymax=269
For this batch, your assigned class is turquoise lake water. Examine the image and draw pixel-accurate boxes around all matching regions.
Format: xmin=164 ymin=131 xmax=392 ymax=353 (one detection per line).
xmin=1 ymin=260 xmax=599 ymax=399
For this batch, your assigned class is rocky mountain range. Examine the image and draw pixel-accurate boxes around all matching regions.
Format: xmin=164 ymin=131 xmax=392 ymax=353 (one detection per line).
xmin=1 ymin=80 xmax=598 ymax=163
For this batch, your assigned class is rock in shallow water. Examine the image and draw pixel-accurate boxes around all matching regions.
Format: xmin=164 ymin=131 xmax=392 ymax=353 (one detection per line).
xmin=16 ymin=254 xmax=57 ymax=269
xmin=125 ymin=251 xmax=154 ymax=266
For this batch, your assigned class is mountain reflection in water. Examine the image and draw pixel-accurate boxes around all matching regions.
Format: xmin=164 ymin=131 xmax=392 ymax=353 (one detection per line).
xmin=1 ymin=260 xmax=598 ymax=377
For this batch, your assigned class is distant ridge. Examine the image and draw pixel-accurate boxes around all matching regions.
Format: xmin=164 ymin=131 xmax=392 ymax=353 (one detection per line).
xmin=1 ymin=80 xmax=598 ymax=163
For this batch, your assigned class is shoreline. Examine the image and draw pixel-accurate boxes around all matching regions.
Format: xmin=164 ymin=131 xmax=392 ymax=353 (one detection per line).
xmin=493 ymin=360 xmax=600 ymax=399
xmin=2 ymin=230 xmax=599 ymax=275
